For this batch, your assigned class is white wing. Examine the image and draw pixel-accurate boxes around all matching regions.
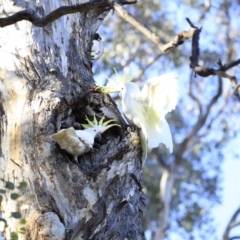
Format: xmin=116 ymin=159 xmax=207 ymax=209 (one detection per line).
xmin=141 ymin=73 xmax=178 ymax=116
xmin=50 ymin=127 xmax=90 ymax=158
xmin=148 ymin=118 xmax=173 ymax=152
xmin=75 ymin=129 xmax=94 ymax=147
xmin=134 ymin=73 xmax=178 ymax=151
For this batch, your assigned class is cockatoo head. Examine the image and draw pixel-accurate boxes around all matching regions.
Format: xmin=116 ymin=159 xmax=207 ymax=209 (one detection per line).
xmin=98 ymin=70 xmax=132 ymax=95
xmin=120 ymin=82 xmax=140 ymax=94
xmin=82 ymin=115 xmax=120 ymax=134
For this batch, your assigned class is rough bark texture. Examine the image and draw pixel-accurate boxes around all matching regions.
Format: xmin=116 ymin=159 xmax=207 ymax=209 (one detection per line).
xmin=0 ymin=1 xmax=144 ymax=240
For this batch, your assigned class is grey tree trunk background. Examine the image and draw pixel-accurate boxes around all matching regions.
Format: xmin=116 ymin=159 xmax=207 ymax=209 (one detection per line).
xmin=0 ymin=1 xmax=144 ymax=239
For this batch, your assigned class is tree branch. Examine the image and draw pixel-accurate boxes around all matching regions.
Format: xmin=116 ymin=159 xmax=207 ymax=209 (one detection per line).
xmin=0 ymin=0 xmax=136 ymax=28
xmin=230 ymin=237 xmax=240 ymax=240
xmin=197 ymin=92 xmax=229 ymax=139
xmin=188 ymin=18 xmax=240 ymax=99
xmin=151 ymin=148 xmax=168 ymax=169
xmin=108 ymin=7 xmax=240 ymax=98
xmin=2 ymin=1 xmax=239 ymax=99
xmin=188 ymin=72 xmax=203 ymax=117
xmin=113 ymin=3 xmax=195 ymax=53
xmin=230 ymin=221 xmax=240 ymax=229
xmin=134 ymin=53 xmax=162 ymax=82
xmin=175 ymin=76 xmax=222 ymax=165
xmin=222 ymin=206 xmax=240 ymax=240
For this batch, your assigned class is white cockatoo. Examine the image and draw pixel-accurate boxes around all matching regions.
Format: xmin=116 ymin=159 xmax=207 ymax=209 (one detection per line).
xmin=99 ymin=72 xmax=178 ymax=162
xmin=50 ymin=115 xmax=120 ymax=165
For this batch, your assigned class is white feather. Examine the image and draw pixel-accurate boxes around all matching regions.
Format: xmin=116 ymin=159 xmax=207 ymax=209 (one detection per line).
xmin=50 ymin=116 xmax=120 ymax=162
xmin=104 ymin=73 xmax=178 ymax=161
xmin=50 ymin=127 xmax=94 ymax=160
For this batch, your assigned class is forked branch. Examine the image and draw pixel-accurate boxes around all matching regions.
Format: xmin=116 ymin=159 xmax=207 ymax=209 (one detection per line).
xmin=113 ymin=2 xmax=194 ymax=52
xmin=188 ymin=18 xmax=240 ymax=99
xmin=112 ymin=5 xmax=240 ymax=98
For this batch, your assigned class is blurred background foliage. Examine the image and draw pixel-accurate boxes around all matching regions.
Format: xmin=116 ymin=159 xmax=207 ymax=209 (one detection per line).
xmin=93 ymin=0 xmax=240 ymax=239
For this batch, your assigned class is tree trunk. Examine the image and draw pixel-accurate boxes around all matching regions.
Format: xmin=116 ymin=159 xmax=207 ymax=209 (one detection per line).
xmin=153 ymin=166 xmax=176 ymax=240
xmin=0 ymin=1 xmax=144 ymax=240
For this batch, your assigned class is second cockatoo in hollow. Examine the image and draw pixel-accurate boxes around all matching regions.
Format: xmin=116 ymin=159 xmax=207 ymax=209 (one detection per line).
xmin=99 ymin=72 xmax=178 ymax=162
xmin=50 ymin=115 xmax=120 ymax=165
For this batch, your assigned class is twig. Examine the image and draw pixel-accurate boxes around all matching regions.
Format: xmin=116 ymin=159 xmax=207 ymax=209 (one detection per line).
xmin=197 ymin=91 xmax=229 ymax=139
xmin=0 ymin=1 xmax=136 ymax=28
xmin=10 ymin=158 xmax=21 ymax=168
xmin=113 ymin=3 xmax=195 ymax=52
xmin=134 ymin=53 xmax=162 ymax=82
xmin=229 ymin=221 xmax=240 ymax=229
xmin=175 ymin=76 xmax=222 ymax=165
xmin=188 ymin=19 xmax=240 ymax=99
xmin=188 ymin=72 xmax=203 ymax=117
xmin=230 ymin=237 xmax=240 ymax=240
xmin=222 ymin=206 xmax=240 ymax=240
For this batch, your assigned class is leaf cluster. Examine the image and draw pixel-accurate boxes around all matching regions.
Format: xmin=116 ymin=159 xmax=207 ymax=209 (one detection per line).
xmin=0 ymin=179 xmax=35 ymax=240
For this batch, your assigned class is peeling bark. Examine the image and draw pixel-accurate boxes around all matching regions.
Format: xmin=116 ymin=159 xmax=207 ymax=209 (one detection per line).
xmin=0 ymin=1 xmax=144 ymax=240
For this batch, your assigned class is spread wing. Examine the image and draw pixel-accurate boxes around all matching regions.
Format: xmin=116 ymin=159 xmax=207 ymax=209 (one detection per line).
xmin=157 ymin=118 xmax=173 ymax=152
xmin=135 ymin=73 xmax=178 ymax=151
xmin=142 ymin=73 xmax=178 ymax=119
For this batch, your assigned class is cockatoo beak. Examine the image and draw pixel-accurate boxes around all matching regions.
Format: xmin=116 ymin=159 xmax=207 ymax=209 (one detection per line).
xmin=94 ymin=132 xmax=102 ymax=141
xmin=97 ymin=68 xmax=131 ymax=94
xmin=98 ymin=85 xmax=120 ymax=94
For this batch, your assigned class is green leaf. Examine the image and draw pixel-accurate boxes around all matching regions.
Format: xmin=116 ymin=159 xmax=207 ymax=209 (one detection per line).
xmin=5 ymin=181 xmax=15 ymax=190
xmin=29 ymin=194 xmax=36 ymax=200
xmin=11 ymin=193 xmax=20 ymax=200
xmin=11 ymin=212 xmax=22 ymax=219
xmin=18 ymin=227 xmax=26 ymax=234
xmin=11 ymin=231 xmax=18 ymax=240
xmin=20 ymin=218 xmax=27 ymax=225
xmin=17 ymin=181 xmax=27 ymax=191
xmin=0 ymin=189 xmax=6 ymax=194
xmin=0 ymin=195 xmax=3 ymax=203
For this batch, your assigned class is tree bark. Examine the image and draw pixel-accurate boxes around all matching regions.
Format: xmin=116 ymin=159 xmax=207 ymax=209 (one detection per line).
xmin=0 ymin=1 xmax=144 ymax=240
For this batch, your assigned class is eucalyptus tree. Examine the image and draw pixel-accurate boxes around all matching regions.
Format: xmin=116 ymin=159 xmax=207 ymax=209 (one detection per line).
xmin=0 ymin=1 xmax=145 ymax=240
xmin=1 ymin=1 xmax=240 ymax=240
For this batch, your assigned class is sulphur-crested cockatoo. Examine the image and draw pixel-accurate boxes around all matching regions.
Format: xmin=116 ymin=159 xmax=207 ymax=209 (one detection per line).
xmin=50 ymin=115 xmax=120 ymax=165
xmin=99 ymin=72 xmax=178 ymax=161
